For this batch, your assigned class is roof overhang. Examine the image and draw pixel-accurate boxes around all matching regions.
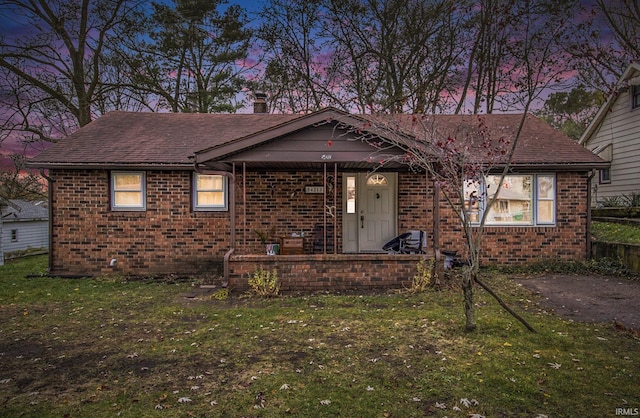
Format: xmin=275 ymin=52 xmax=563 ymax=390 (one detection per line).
xmin=25 ymin=162 xmax=195 ymax=171
xmin=502 ymin=162 xmax=610 ymax=171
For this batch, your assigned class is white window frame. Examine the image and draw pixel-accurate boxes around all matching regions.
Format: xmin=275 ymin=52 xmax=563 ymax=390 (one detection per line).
xmin=193 ymin=173 xmax=228 ymax=211
xmin=111 ymin=171 xmax=146 ymax=211
xmin=535 ymin=175 xmax=556 ymax=225
xmin=464 ymin=173 xmax=556 ymax=226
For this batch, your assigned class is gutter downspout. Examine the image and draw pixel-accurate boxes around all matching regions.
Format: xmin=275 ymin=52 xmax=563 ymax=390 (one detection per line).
xmin=40 ymin=169 xmax=54 ymax=273
xmin=334 ymin=163 xmax=337 ymax=254
xmin=195 ymin=164 xmax=235 ymax=285
xmin=586 ymin=170 xmax=596 ymax=260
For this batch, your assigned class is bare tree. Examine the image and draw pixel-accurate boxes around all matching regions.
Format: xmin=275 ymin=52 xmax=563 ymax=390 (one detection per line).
xmin=352 ymin=111 xmax=535 ymax=332
xmin=456 ymin=0 xmax=577 ymax=114
xmin=323 ymin=0 xmax=465 ymax=113
xmin=256 ymin=0 xmax=576 ymax=116
xmin=255 ymin=0 xmax=343 ymax=113
xmin=566 ymin=0 xmax=640 ymax=91
xmin=0 ymin=154 xmax=46 ymax=200
xmin=121 ymin=0 xmax=253 ymax=113
xmin=347 ymin=0 xmax=574 ymax=331
xmin=0 ymin=0 xmax=145 ymax=140
xmin=254 ymin=0 xmax=468 ymax=114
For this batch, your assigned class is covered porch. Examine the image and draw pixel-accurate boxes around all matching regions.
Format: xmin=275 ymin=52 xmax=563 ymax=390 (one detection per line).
xmin=214 ymin=163 xmax=441 ymax=291
xmin=193 ymin=110 xmax=442 ymax=289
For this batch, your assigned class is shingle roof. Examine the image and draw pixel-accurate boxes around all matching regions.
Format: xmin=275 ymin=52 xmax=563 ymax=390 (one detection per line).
xmin=27 ymin=109 xmax=606 ymax=170
xmin=388 ymin=113 xmax=607 ymax=168
xmin=28 ymin=111 xmax=301 ymax=168
xmin=1 ymin=199 xmax=48 ymax=221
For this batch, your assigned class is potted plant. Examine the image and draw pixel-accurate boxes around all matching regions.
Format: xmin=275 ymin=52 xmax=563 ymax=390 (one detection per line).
xmin=255 ymin=227 xmax=279 ymax=255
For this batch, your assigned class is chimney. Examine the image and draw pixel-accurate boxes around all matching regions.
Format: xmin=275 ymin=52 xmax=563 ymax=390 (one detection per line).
xmin=253 ymin=92 xmax=268 ymax=113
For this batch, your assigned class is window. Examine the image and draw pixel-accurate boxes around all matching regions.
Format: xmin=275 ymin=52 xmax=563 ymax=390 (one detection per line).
xmin=193 ymin=174 xmax=227 ymax=211
xmin=536 ymin=175 xmax=555 ymax=224
xmin=463 ymin=174 xmax=555 ymax=226
xmin=599 ymin=168 xmax=611 ymax=184
xmin=111 ymin=172 xmax=146 ymax=211
xmin=11 ymin=229 xmax=18 ymax=242
xmin=366 ymin=174 xmax=388 ymax=186
xmin=346 ymin=176 xmax=356 ymax=214
xmin=632 ymin=85 xmax=640 ymax=109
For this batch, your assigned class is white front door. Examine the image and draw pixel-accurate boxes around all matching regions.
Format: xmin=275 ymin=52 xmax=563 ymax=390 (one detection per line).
xmin=343 ymin=173 xmax=397 ymax=252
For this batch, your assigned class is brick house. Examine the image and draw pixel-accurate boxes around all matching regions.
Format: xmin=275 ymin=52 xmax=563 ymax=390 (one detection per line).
xmin=28 ymin=106 xmax=607 ymax=290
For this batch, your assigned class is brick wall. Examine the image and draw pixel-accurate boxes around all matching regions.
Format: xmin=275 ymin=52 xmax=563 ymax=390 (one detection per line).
xmin=49 ymin=169 xmax=230 ymax=276
xmin=228 ymin=253 xmax=424 ymax=291
xmin=397 ymin=171 xmax=433 ymax=240
xmin=436 ymin=171 xmax=590 ymax=264
xmin=236 ymin=170 xmax=339 ymax=254
xmin=48 ymin=168 xmax=590 ymax=279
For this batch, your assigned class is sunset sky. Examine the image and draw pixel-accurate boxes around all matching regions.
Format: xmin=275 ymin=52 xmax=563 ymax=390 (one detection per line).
xmin=0 ymin=0 xmax=615 ymax=168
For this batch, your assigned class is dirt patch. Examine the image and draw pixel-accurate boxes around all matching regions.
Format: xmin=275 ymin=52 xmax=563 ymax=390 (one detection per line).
xmin=517 ymin=274 xmax=640 ymax=331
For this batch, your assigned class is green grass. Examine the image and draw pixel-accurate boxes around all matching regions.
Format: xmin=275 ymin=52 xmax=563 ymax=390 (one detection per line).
xmin=592 ymin=221 xmax=640 ymax=244
xmin=1 ymin=255 xmax=639 ymax=417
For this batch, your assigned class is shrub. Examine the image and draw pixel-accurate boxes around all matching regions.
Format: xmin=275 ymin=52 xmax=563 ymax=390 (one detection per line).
xmin=598 ymin=195 xmax=625 ymax=207
xmin=598 ymin=193 xmax=640 ymax=208
xmin=623 ymin=192 xmax=640 ymax=207
xmin=585 ymin=257 xmax=634 ymax=277
xmin=248 ymin=267 xmax=280 ymax=297
xmin=407 ymin=258 xmax=435 ymax=293
xmin=211 ymin=288 xmax=230 ymax=300
xmin=489 ymin=257 xmax=634 ymax=278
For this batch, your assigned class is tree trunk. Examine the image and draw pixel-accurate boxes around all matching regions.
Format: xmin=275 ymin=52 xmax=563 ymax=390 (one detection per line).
xmin=474 ymin=275 xmax=537 ymax=333
xmin=462 ymin=270 xmax=477 ymax=332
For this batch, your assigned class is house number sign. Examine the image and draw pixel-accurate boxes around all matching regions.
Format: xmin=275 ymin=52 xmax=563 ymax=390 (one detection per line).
xmin=305 ymin=186 xmax=324 ymax=194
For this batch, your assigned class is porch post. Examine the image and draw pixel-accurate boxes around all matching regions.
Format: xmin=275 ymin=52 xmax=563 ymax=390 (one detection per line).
xmin=323 ymin=163 xmax=327 ymax=254
xmin=334 ymin=163 xmax=338 ymax=254
xmin=586 ymin=170 xmax=595 ymax=259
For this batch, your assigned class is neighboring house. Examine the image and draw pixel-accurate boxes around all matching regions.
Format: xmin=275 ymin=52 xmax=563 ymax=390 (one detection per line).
xmin=27 ymin=105 xmax=606 ymax=290
xmin=1 ymin=199 xmax=49 ymax=262
xmin=579 ymin=62 xmax=640 ymax=205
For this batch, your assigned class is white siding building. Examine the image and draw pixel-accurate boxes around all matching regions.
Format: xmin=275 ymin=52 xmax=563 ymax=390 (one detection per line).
xmin=1 ymin=199 xmax=49 ymax=262
xmin=579 ymin=62 xmax=640 ymax=205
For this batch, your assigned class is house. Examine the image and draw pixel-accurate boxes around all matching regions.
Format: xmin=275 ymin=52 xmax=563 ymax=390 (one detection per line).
xmin=1 ymin=199 xmax=49 ymax=262
xmin=579 ymin=62 xmax=640 ymax=205
xmin=27 ymin=105 xmax=606 ymax=290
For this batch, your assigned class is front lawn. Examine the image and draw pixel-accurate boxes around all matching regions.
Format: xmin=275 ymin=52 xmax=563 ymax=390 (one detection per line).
xmin=1 ymin=256 xmax=638 ymax=417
